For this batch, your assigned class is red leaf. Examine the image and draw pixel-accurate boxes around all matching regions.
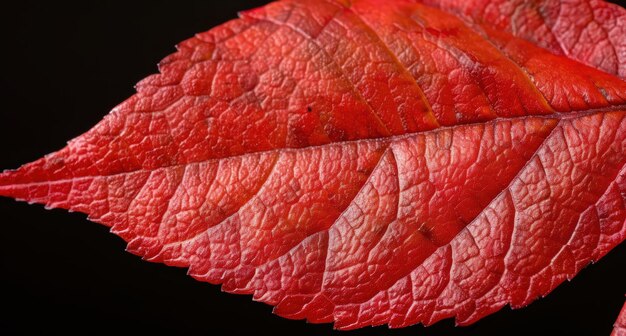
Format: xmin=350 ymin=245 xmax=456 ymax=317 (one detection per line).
xmin=1 ymin=0 xmax=625 ymax=330
xmin=615 ymin=299 xmax=626 ymax=336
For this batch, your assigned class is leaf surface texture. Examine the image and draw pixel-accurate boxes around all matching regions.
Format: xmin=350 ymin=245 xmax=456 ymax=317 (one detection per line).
xmin=1 ymin=0 xmax=625 ymax=330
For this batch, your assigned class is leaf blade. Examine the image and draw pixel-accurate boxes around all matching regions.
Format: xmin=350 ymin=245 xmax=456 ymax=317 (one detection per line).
xmin=1 ymin=0 xmax=625 ymax=330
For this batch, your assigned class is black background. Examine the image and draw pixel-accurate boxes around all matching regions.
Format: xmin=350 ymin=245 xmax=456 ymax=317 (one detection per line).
xmin=0 ymin=1 xmax=625 ymax=335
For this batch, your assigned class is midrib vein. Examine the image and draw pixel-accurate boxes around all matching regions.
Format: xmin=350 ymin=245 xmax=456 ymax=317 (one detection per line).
xmin=1 ymin=107 xmax=625 ymax=189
